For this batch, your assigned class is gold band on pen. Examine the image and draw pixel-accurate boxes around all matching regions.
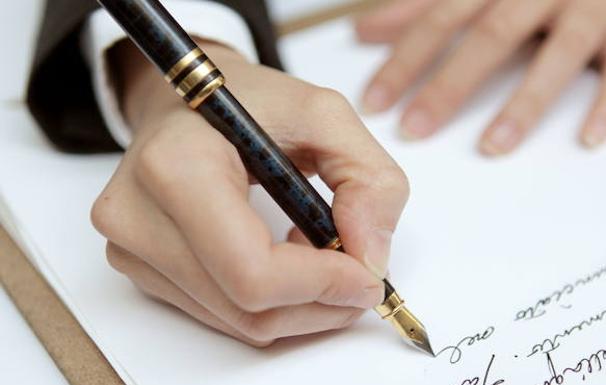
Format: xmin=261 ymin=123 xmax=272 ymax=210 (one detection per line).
xmin=165 ymin=48 xmax=225 ymax=108
xmin=187 ymin=76 xmax=225 ymax=109
xmin=175 ymin=60 xmax=220 ymax=97
xmin=164 ymin=47 xmax=204 ymax=83
xmin=324 ymin=237 xmax=343 ymax=251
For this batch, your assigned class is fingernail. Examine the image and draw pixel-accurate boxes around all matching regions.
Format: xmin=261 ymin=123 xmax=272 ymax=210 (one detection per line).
xmin=480 ymin=121 xmax=522 ymax=156
xmin=582 ymin=117 xmax=606 ymax=148
xmin=364 ymin=229 xmax=393 ymax=279
xmin=401 ymin=108 xmax=436 ymax=140
xmin=363 ymin=84 xmax=391 ymax=114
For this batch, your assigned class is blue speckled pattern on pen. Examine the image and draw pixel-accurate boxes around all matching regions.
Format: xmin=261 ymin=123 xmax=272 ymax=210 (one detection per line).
xmin=198 ymin=87 xmax=339 ymax=248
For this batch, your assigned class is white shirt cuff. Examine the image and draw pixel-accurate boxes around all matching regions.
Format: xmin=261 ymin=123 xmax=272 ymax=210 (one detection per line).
xmin=81 ymin=0 xmax=258 ymax=149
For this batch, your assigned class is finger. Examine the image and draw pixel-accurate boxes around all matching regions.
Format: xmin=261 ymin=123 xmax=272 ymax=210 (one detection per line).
xmin=355 ymin=0 xmax=437 ymax=43
xmin=401 ymin=0 xmax=564 ymax=139
xmin=92 ymin=149 xmax=212 ymax=285
xmin=290 ymin=89 xmax=409 ymax=279
xmin=105 ymin=242 xmax=273 ymax=347
xmin=108 ymin=243 xmax=364 ymax=342
xmin=236 ymin=302 xmax=364 ymax=341
xmin=580 ymin=47 xmax=606 ymax=148
xmin=136 ymin=122 xmax=384 ymax=312
xmin=362 ymin=0 xmax=488 ymax=113
xmin=94 ymin=175 xmax=269 ymax=338
xmin=97 ymin=180 xmax=371 ymax=341
xmin=480 ymin=0 xmax=606 ymax=155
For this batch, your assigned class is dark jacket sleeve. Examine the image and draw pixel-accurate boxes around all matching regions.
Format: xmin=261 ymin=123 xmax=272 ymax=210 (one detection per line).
xmin=26 ymin=0 xmax=282 ymax=153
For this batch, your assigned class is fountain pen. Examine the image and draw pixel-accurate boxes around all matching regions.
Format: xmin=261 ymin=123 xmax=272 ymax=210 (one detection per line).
xmin=96 ymin=0 xmax=433 ymax=355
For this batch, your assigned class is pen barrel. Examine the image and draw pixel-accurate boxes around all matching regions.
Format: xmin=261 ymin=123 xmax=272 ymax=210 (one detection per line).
xmin=199 ymin=87 xmax=342 ymax=250
xmin=97 ymin=0 xmax=197 ymax=73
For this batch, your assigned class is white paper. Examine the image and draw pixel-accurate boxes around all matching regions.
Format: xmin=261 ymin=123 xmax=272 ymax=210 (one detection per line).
xmin=0 ymin=18 xmax=605 ymax=385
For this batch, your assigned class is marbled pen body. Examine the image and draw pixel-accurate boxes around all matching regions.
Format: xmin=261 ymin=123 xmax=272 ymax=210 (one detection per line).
xmin=198 ymin=88 xmax=339 ymax=248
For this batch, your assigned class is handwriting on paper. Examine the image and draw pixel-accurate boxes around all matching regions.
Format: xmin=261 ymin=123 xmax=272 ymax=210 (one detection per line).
xmin=528 ymin=309 xmax=606 ymax=357
xmin=541 ymin=349 xmax=606 ymax=385
xmin=455 ymin=349 xmax=606 ymax=385
xmin=436 ymin=326 xmax=495 ymax=364
xmin=435 ymin=263 xmax=606 ymax=384
xmin=458 ymin=355 xmax=504 ymax=385
xmin=514 ymin=265 xmax=606 ymax=321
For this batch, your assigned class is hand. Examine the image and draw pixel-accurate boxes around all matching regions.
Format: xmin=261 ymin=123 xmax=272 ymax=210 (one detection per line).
xmin=91 ymin=41 xmax=409 ymax=346
xmin=357 ymin=0 xmax=606 ymax=155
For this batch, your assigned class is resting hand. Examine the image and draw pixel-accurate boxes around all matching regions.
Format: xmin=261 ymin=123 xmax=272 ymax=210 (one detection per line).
xmin=91 ymin=41 xmax=409 ymax=346
xmin=358 ymin=0 xmax=606 ymax=155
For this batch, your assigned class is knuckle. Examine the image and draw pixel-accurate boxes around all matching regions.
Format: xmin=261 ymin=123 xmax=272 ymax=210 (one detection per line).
xmin=135 ymin=130 xmax=184 ymax=185
xmin=374 ymin=165 xmax=410 ymax=198
xmin=136 ymin=126 xmax=242 ymax=187
xmin=90 ymin=193 xmax=119 ymax=238
xmin=135 ymin=134 xmax=170 ymax=183
xmin=302 ymin=86 xmax=351 ymax=116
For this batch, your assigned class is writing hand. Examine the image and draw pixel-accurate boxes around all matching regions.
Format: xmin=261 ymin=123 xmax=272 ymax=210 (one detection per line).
xmin=91 ymin=41 xmax=409 ymax=346
xmin=357 ymin=0 xmax=606 ymax=155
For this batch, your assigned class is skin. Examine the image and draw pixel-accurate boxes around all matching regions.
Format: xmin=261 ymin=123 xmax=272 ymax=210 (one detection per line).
xmin=358 ymin=0 xmax=606 ymax=155
xmin=93 ymin=41 xmax=409 ymax=347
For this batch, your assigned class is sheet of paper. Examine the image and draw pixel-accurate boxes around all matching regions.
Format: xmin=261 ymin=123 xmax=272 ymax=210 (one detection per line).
xmin=0 ymin=18 xmax=605 ymax=385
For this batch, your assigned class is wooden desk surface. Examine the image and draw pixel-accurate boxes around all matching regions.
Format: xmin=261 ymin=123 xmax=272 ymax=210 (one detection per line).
xmin=0 ymin=226 xmax=123 ymax=385
xmin=0 ymin=286 xmax=68 ymax=385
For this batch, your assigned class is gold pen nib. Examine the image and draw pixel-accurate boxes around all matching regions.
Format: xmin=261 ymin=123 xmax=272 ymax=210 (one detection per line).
xmin=374 ymin=280 xmax=434 ymax=356
xmin=411 ymin=326 xmax=435 ymax=357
